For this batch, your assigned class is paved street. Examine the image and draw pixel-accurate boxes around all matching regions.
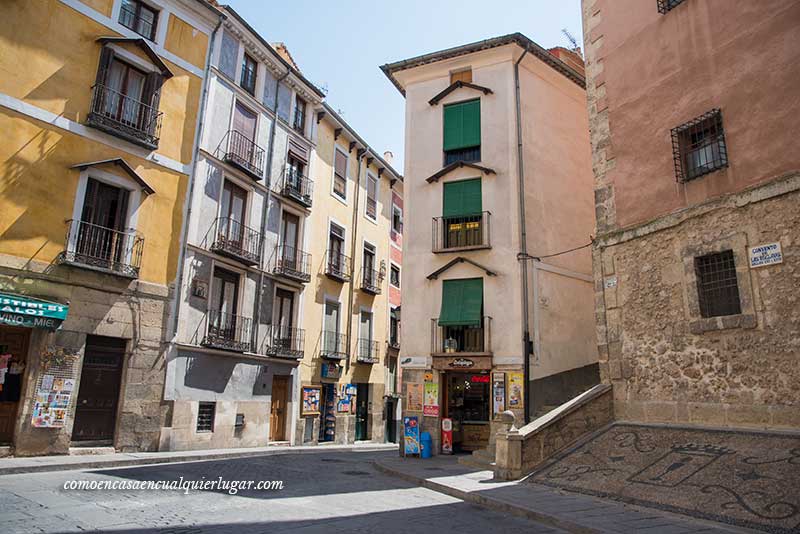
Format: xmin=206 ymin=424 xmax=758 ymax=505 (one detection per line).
xmin=0 ymin=450 xmax=563 ymax=533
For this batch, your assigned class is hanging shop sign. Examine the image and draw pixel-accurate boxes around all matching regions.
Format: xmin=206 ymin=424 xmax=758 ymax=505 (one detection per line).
xmin=0 ymin=293 xmax=68 ymax=330
xmin=423 ymin=382 xmax=439 ymax=417
xmin=321 ymin=362 xmax=341 ymax=379
xmin=407 ymin=383 xmax=423 ymax=411
xmin=403 ymin=416 xmax=420 ymax=455
xmin=31 ymin=374 xmax=75 ymax=428
xmin=301 ymin=385 xmax=321 ymax=415
xmin=508 ymin=372 xmax=524 ymax=409
xmin=749 ymin=242 xmax=783 ymax=268
xmin=441 ymin=418 xmax=453 ymax=454
xmin=492 ymin=372 xmax=506 ymax=415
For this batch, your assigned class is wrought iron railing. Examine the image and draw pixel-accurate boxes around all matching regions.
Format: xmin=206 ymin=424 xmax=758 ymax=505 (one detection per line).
xmin=430 ymin=316 xmax=492 ymax=354
xmin=86 ymin=84 xmax=162 ymax=149
xmin=280 ymin=167 xmax=314 ymax=207
xmin=59 ymin=219 xmax=144 ymax=278
xmin=357 ymin=338 xmax=380 ymax=364
xmin=360 ymin=267 xmax=383 ymax=295
xmin=202 ymin=310 xmax=252 ymax=352
xmin=432 ymin=211 xmax=491 ymax=252
xmin=262 ymin=324 xmax=304 ymax=359
xmin=220 ymin=130 xmax=265 ymax=179
xmin=271 ymin=245 xmax=311 ymax=283
xmin=325 ymin=249 xmax=351 ymax=282
xmin=319 ymin=331 xmax=348 ymax=360
xmin=208 ymin=217 xmax=261 ymax=265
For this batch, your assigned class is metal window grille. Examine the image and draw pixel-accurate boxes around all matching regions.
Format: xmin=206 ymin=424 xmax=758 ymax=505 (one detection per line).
xmin=196 ymin=402 xmax=216 ymax=432
xmin=671 ymin=109 xmax=728 ymax=182
xmin=657 ymin=0 xmax=687 ymax=14
xmin=694 ymin=250 xmax=741 ymax=318
xmin=444 ymin=146 xmax=481 ymax=166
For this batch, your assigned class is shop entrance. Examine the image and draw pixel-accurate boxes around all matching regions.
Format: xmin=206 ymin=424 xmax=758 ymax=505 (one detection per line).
xmin=269 ymin=375 xmax=289 ymax=441
xmin=444 ymin=372 xmax=490 ymax=452
xmin=355 ymin=383 xmax=369 ymax=441
xmin=0 ymin=326 xmax=30 ymax=444
xmin=72 ymin=336 xmax=126 ymax=443
xmin=319 ymin=383 xmax=336 ymax=442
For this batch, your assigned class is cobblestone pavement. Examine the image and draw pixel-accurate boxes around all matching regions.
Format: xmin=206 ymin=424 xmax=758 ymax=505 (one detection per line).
xmin=0 ymin=450 xmax=563 ymax=533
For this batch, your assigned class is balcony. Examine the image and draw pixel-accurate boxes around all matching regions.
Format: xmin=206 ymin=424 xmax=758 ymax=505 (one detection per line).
xmin=208 ymin=217 xmax=261 ymax=266
xmin=430 ymin=316 xmax=492 ymax=356
xmin=202 ymin=310 xmax=253 ymax=353
xmin=319 ymin=331 xmax=348 ymax=361
xmin=86 ymin=84 xmax=163 ymax=150
xmin=262 ymin=324 xmax=304 ymax=360
xmin=325 ymin=250 xmax=351 ymax=282
xmin=220 ymin=130 xmax=265 ymax=180
xmin=58 ymin=219 xmax=144 ymax=278
xmin=271 ymin=245 xmax=311 ymax=283
xmin=279 ymin=167 xmax=314 ymax=208
xmin=432 ymin=211 xmax=491 ymax=253
xmin=356 ymin=339 xmax=380 ymax=364
xmin=360 ymin=267 xmax=382 ymax=295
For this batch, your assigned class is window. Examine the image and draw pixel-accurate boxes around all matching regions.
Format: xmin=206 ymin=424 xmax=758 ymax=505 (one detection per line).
xmin=328 ymin=223 xmax=346 ymax=274
xmin=694 ymin=250 xmax=741 ymax=318
xmin=240 ymin=53 xmax=257 ymax=96
xmin=389 ymin=308 xmax=400 ymax=347
xmin=196 ymin=402 xmax=215 ymax=432
xmin=293 ymin=96 xmax=306 ymax=134
xmin=365 ymin=174 xmax=377 ymax=220
xmin=443 ymin=99 xmax=481 ymax=165
xmin=333 ymin=149 xmax=348 ymax=200
xmin=363 ymin=242 xmax=376 ymax=279
xmin=657 ymin=0 xmax=687 ymax=14
xmin=440 ymin=178 xmax=484 ymax=250
xmin=671 ymin=109 xmax=728 ymax=182
xmin=438 ymin=278 xmax=485 ymax=353
xmin=73 ymin=178 xmax=132 ymax=273
xmin=392 ymin=205 xmax=403 ymax=234
xmin=390 ymin=264 xmax=400 ymax=288
xmin=119 ymin=0 xmax=158 ymax=41
xmin=323 ymin=300 xmax=342 ymax=355
xmin=450 ymin=68 xmax=472 ymax=84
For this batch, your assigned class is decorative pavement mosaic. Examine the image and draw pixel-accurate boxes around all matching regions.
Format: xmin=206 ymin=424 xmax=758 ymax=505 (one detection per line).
xmin=528 ymin=423 xmax=800 ymax=533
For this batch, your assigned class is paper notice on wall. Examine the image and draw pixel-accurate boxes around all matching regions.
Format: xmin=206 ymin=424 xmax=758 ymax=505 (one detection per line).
xmin=423 ymin=382 xmax=439 ymax=417
xmin=508 ymin=372 xmax=524 ymax=408
xmin=407 ymin=383 xmax=423 ymax=412
xmin=492 ymin=372 xmax=506 ymax=415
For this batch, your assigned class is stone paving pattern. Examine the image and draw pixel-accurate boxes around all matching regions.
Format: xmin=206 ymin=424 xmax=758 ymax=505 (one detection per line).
xmin=529 ymin=423 xmax=800 ymax=533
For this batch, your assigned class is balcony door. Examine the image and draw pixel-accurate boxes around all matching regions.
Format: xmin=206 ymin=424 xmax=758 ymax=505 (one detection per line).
xmin=77 ymin=178 xmax=130 ymax=268
xmin=329 ymin=223 xmax=345 ymax=272
xmin=275 ymin=288 xmax=294 ymax=349
xmin=323 ymin=301 xmax=340 ymax=355
xmin=232 ymin=101 xmax=257 ymax=164
xmin=103 ymin=59 xmax=146 ymax=128
xmin=210 ymin=267 xmax=240 ymax=341
xmin=280 ymin=212 xmax=299 ymax=269
xmin=363 ymin=243 xmax=376 ymax=286
xmin=359 ymin=310 xmax=373 ymax=360
xmin=219 ymin=179 xmax=247 ymax=249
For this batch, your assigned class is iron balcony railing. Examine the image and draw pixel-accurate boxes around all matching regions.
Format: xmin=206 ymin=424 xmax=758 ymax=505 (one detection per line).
xmin=86 ymin=84 xmax=163 ymax=149
xmin=430 ymin=316 xmax=492 ymax=355
xmin=319 ymin=331 xmax=348 ymax=360
xmin=262 ymin=324 xmax=304 ymax=360
xmin=360 ymin=267 xmax=383 ymax=295
xmin=357 ymin=338 xmax=380 ymax=364
xmin=59 ymin=219 xmax=144 ymax=278
xmin=208 ymin=217 xmax=261 ymax=266
xmin=202 ymin=310 xmax=252 ymax=353
xmin=325 ymin=249 xmax=351 ymax=282
xmin=432 ymin=211 xmax=491 ymax=252
xmin=280 ymin=167 xmax=314 ymax=207
xmin=271 ymin=245 xmax=311 ymax=283
xmin=220 ymin=130 xmax=265 ymax=180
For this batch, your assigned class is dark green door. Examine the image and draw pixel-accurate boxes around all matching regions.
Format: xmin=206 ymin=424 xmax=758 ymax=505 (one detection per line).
xmin=355 ymin=383 xmax=369 ymax=441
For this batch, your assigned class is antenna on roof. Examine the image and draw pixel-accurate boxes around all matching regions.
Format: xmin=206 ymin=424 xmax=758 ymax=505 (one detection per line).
xmin=561 ymin=28 xmax=583 ymax=58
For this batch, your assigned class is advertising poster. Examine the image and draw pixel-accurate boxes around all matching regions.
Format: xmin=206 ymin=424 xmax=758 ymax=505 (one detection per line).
xmin=508 ymin=372 xmax=524 ymax=408
xmin=403 ymin=416 xmax=420 ymax=455
xmin=31 ymin=373 xmax=72 ymax=428
xmin=407 ymin=383 xmax=423 ymax=411
xmin=492 ymin=372 xmax=506 ymax=415
xmin=337 ymin=383 xmax=353 ymax=413
xmin=441 ymin=418 xmax=453 ymax=454
xmin=423 ymin=382 xmax=439 ymax=416
xmin=301 ymin=386 xmax=321 ymax=415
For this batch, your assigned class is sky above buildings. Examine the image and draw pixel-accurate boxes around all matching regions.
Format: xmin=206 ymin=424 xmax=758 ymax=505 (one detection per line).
xmin=227 ymin=0 xmax=584 ymax=172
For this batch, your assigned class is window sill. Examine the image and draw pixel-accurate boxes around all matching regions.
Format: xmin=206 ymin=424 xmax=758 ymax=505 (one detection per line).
xmin=689 ymin=313 xmax=756 ymax=334
xmin=331 ymin=192 xmax=348 ymax=206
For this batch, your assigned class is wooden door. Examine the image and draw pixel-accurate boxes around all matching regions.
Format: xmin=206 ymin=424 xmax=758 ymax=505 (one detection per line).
xmin=269 ymin=375 xmax=289 ymax=441
xmin=0 ymin=326 xmax=30 ymax=444
xmin=355 ymin=383 xmax=369 ymax=441
xmin=72 ymin=336 xmax=126 ymax=443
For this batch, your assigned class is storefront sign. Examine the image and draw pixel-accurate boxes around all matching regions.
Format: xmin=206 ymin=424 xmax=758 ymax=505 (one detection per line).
xmin=407 ymin=383 xmax=423 ymax=411
xmin=31 ymin=374 xmax=74 ymax=428
xmin=449 ymin=358 xmax=475 ymax=368
xmin=441 ymin=418 xmax=453 ymax=454
xmin=403 ymin=416 xmax=420 ymax=455
xmin=749 ymin=242 xmax=783 ymax=268
xmin=492 ymin=372 xmax=506 ymax=415
xmin=423 ymin=382 xmax=439 ymax=417
xmin=432 ymin=355 xmax=492 ymax=371
xmin=321 ymin=362 xmax=340 ymax=379
xmin=508 ymin=372 xmax=524 ymax=408
xmin=0 ymin=293 xmax=68 ymax=330
xmin=301 ymin=385 xmax=321 ymax=415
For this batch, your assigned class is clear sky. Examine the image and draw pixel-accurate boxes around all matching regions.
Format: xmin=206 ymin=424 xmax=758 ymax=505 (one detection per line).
xmin=226 ymin=0 xmax=584 ymax=172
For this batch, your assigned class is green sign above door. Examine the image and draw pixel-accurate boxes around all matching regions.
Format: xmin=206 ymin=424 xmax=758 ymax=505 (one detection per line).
xmin=0 ymin=293 xmax=69 ymax=330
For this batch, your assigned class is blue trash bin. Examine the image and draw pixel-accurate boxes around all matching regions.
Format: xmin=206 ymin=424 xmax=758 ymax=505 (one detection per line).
xmin=420 ymin=432 xmax=432 ymax=458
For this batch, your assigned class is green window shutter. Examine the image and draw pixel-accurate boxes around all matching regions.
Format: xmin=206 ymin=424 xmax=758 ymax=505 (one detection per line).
xmin=443 ymin=178 xmax=482 ymax=217
xmin=439 ymin=278 xmax=483 ymax=326
xmin=443 ymin=99 xmax=481 ymax=152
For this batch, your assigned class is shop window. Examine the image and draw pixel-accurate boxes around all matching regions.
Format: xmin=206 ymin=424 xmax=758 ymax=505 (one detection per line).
xmin=119 ymin=0 xmax=158 ymax=41
xmin=694 ymin=250 xmax=741 ymax=318
xmin=197 ymin=402 xmax=216 ymax=432
xmin=443 ymin=99 xmax=480 ymax=165
xmin=671 ymin=109 xmax=728 ymax=182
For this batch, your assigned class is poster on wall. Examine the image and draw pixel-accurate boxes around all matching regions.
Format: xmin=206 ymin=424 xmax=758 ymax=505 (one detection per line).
xmin=31 ymin=373 xmax=72 ymax=428
xmin=407 ymin=383 xmax=423 ymax=411
xmin=403 ymin=416 xmax=420 ymax=455
xmin=423 ymin=382 xmax=439 ymax=416
xmin=441 ymin=418 xmax=453 ymax=454
xmin=301 ymin=386 xmax=321 ymax=415
xmin=508 ymin=372 xmax=524 ymax=409
xmin=337 ymin=383 xmax=354 ymax=413
xmin=492 ymin=372 xmax=506 ymax=415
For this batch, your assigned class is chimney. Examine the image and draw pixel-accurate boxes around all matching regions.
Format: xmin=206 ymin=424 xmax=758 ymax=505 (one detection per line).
xmin=383 ymin=151 xmax=394 ymax=165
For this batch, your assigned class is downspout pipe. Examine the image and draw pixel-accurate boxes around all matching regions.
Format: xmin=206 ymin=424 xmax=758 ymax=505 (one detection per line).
xmin=514 ymin=49 xmax=532 ymax=425
xmin=344 ymin=147 xmax=366 ymax=372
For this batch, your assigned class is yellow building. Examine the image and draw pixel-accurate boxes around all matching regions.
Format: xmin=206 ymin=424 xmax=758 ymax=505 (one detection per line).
xmin=0 ymin=0 xmax=221 ymax=455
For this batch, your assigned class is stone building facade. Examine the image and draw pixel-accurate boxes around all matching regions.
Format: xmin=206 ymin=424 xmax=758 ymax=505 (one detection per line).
xmin=582 ymin=0 xmax=800 ymax=429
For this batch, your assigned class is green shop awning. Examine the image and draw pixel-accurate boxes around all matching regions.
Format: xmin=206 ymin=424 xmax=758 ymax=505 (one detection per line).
xmin=0 ymin=293 xmax=69 ymax=330
xmin=439 ymin=278 xmax=483 ymax=326
xmin=443 ymin=178 xmax=482 ymax=217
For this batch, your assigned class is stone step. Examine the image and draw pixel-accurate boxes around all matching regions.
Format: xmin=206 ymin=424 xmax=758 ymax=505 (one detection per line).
xmin=68 ymin=446 xmax=116 ymax=456
xmin=457 ymin=454 xmax=495 ymax=470
xmin=471 ymin=448 xmax=495 ymax=462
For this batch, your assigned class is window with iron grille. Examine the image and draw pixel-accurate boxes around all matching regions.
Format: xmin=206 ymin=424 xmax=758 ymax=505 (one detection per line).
xmin=671 ymin=109 xmax=728 ymax=182
xmin=694 ymin=250 xmax=741 ymax=318
xmin=196 ymin=402 xmax=216 ymax=432
xmin=657 ymin=0 xmax=687 ymax=14
xmin=240 ymin=53 xmax=257 ymax=96
xmin=119 ymin=0 xmax=158 ymax=41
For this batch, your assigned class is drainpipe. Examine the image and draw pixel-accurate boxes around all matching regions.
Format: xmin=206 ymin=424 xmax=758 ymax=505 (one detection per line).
xmin=513 ymin=49 xmax=532 ymax=425
xmin=251 ymin=69 xmax=291 ymax=349
xmin=344 ymin=147 xmax=366 ymax=373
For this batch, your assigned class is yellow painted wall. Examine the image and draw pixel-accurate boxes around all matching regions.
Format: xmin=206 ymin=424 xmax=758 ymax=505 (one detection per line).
xmin=165 ymin=13 xmax=209 ymax=70
xmin=78 ymin=0 xmax=113 ymax=17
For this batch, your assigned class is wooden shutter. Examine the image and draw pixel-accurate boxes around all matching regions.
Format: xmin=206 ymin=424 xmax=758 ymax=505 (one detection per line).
xmin=95 ymin=47 xmax=115 ymax=86
xmin=443 ymin=178 xmax=482 ymax=217
xmin=439 ymin=278 xmax=483 ymax=326
xmin=450 ymin=69 xmax=472 ymax=84
xmin=443 ymin=99 xmax=481 ymax=152
xmin=334 ymin=150 xmax=348 ymax=178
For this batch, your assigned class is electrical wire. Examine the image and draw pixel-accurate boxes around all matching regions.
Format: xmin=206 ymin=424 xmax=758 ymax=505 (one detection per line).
xmin=520 ymin=237 xmax=595 ymax=262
